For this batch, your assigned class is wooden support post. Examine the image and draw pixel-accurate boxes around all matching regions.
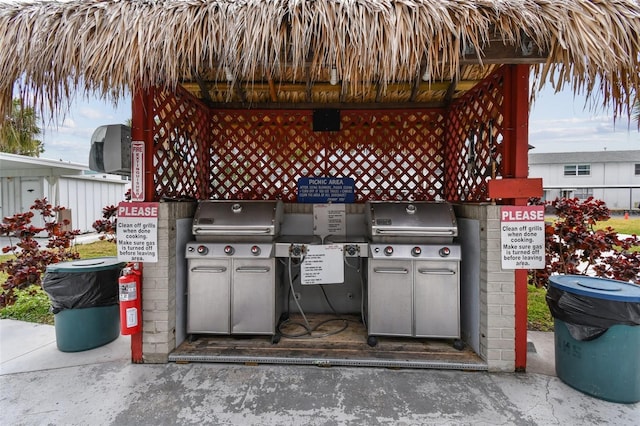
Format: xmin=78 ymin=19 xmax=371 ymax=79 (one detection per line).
xmin=502 ymin=64 xmax=531 ymax=371
xmin=129 ymin=88 xmax=151 ymax=363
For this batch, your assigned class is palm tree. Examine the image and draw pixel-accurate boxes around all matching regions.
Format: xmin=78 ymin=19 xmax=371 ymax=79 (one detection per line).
xmin=0 ymin=99 xmax=43 ymax=157
xmin=634 ymin=97 xmax=640 ymax=127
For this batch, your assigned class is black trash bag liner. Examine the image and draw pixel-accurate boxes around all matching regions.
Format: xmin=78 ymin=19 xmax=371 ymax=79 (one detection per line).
xmin=42 ymin=269 xmax=121 ymax=313
xmin=546 ymin=285 xmax=640 ymax=341
xmin=564 ymin=323 xmax=608 ymax=342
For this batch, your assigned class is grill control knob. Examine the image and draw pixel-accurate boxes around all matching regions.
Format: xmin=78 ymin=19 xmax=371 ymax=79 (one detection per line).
xmin=290 ymin=244 xmax=304 ymax=257
xmin=251 ymin=245 xmax=261 ymax=256
xmin=411 ymin=246 xmax=422 ymax=257
xmin=439 ymin=247 xmax=451 ymax=257
xmin=196 ymin=245 xmax=208 ymax=255
xmin=224 ymin=245 xmax=235 ymax=255
xmin=345 ymin=245 xmax=358 ymax=257
xmin=384 ymin=246 xmax=394 ymax=256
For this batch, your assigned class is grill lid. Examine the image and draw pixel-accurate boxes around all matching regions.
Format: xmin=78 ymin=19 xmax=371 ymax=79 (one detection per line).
xmin=192 ymin=200 xmax=283 ymax=241
xmin=365 ymin=201 xmax=458 ymax=243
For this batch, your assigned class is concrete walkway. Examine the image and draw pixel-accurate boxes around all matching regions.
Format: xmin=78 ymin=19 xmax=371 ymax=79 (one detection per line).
xmin=1 ymin=319 xmax=638 ymax=425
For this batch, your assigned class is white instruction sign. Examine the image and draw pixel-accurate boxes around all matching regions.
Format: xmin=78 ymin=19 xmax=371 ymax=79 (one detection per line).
xmin=117 ymin=202 xmax=159 ymax=263
xmin=313 ymin=204 xmax=346 ymax=238
xmin=301 ymin=244 xmax=344 ymax=285
xmin=500 ymin=206 xmax=545 ymax=269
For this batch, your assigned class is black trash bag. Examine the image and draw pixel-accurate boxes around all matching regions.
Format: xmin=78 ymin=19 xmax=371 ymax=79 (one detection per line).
xmin=546 ymin=285 xmax=640 ymax=341
xmin=42 ymin=268 xmax=121 ymax=314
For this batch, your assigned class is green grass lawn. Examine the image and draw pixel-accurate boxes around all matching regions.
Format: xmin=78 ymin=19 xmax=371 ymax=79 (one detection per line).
xmin=593 ymin=217 xmax=640 ymax=236
xmin=0 ymin=240 xmax=117 ymax=323
xmin=527 ymin=285 xmax=553 ymax=332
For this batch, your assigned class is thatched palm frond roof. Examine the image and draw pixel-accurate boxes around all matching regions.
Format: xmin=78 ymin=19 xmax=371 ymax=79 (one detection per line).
xmin=1 ymin=0 xmax=639 ymax=121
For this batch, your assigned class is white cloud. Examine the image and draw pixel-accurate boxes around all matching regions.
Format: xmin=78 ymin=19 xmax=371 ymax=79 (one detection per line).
xmin=61 ymin=117 xmax=76 ymax=128
xmin=78 ymin=106 xmax=111 ymax=120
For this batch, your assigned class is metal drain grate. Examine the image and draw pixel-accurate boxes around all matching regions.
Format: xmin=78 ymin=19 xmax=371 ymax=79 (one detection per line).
xmin=168 ymin=353 xmax=488 ymax=371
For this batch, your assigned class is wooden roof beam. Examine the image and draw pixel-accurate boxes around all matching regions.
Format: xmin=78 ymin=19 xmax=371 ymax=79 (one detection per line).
xmin=195 ymin=75 xmax=213 ymax=104
xmin=460 ymin=42 xmax=549 ymax=65
xmin=444 ymin=76 xmax=459 ymax=105
xmin=204 ymin=101 xmax=446 ymax=110
xmin=267 ymin=76 xmax=278 ymax=102
xmin=181 ymin=81 xmax=481 ymax=93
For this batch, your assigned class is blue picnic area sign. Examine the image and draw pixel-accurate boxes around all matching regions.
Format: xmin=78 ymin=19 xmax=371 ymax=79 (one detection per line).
xmin=297 ymin=177 xmax=355 ymax=203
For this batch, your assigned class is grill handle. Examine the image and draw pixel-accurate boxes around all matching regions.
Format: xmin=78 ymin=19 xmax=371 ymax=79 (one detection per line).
xmin=190 ymin=266 xmax=227 ymax=273
xmin=235 ymin=266 xmax=271 ymax=273
xmin=374 ymin=228 xmax=456 ymax=236
xmin=417 ymin=268 xmax=456 ymax=275
xmin=193 ymin=227 xmax=273 ymax=235
xmin=373 ymin=267 xmax=409 ymax=274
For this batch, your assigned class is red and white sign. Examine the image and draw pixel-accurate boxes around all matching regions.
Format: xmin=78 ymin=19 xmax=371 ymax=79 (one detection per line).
xmin=117 ymin=202 xmax=159 ymax=263
xmin=131 ymin=141 xmax=145 ymax=202
xmin=500 ymin=206 xmax=545 ymax=269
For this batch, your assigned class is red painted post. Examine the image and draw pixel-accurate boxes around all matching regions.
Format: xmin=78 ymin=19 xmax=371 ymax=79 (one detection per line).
xmin=129 ymin=88 xmax=149 ymax=363
xmin=503 ymin=64 xmax=531 ymax=371
xmin=144 ymin=87 xmax=156 ymax=202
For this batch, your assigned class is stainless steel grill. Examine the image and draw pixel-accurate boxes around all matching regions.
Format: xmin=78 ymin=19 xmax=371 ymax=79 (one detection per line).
xmin=186 ymin=200 xmax=284 ymax=341
xmin=365 ymin=201 xmax=462 ymax=348
xmin=366 ymin=201 xmax=458 ymax=244
xmin=192 ymin=200 xmax=283 ymax=242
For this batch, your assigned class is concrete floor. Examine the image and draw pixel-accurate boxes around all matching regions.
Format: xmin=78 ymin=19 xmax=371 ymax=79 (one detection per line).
xmin=1 ymin=319 xmax=638 ymax=425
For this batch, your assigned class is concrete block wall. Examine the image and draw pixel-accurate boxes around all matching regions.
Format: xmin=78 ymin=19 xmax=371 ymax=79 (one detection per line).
xmin=455 ymin=203 xmax=515 ymax=372
xmin=142 ymin=201 xmax=196 ymax=363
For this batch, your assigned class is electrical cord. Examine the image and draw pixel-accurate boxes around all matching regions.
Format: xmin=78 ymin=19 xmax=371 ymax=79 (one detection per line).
xmin=287 ymin=255 xmax=310 ymax=329
xmin=277 ymin=249 xmax=357 ymax=339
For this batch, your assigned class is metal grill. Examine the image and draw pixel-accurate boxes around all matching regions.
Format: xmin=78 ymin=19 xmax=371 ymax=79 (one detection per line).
xmin=365 ymin=201 xmax=462 ymax=345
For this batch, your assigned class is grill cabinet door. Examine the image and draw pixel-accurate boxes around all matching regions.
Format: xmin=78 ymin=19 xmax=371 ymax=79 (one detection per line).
xmin=231 ymin=259 xmax=275 ymax=334
xmin=187 ymin=259 xmax=230 ymax=333
xmin=368 ymin=259 xmax=413 ymax=336
xmin=413 ymin=260 xmax=460 ymax=338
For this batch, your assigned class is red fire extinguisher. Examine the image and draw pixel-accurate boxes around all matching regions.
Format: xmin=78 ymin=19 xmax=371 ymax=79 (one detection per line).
xmin=119 ymin=263 xmax=142 ymax=335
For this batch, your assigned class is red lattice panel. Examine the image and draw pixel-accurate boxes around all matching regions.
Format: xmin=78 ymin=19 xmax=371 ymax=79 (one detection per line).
xmin=209 ymin=109 xmax=446 ymax=201
xmin=148 ymin=73 xmax=507 ymax=203
xmin=151 ymin=88 xmax=212 ymax=200
xmin=445 ymin=68 xmax=506 ymax=201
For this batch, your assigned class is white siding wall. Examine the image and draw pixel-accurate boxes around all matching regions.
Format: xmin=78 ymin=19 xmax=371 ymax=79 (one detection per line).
xmin=1 ymin=176 xmax=47 ymax=228
xmin=58 ymin=176 xmax=129 ymax=233
xmin=529 ymin=157 xmax=640 ymax=210
xmin=1 ymin=175 xmax=128 ymax=233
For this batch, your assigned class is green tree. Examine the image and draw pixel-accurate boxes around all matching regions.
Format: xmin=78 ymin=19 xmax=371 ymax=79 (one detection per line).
xmin=0 ymin=99 xmax=43 ymax=157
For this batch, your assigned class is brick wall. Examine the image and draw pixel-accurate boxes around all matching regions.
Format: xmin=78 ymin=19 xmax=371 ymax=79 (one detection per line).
xmin=141 ymin=201 xmax=196 ymax=363
xmin=455 ymin=204 xmax=515 ymax=371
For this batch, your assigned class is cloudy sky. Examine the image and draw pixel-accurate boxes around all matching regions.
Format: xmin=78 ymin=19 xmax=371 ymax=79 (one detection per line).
xmin=528 ymin=85 xmax=638 ymax=153
xmin=39 ymin=95 xmax=131 ymax=164
xmin=36 ymin=84 xmax=639 ymax=165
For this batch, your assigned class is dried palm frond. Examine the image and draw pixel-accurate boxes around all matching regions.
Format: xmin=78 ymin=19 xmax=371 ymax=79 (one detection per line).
xmin=0 ymin=0 xmax=638 ymax=121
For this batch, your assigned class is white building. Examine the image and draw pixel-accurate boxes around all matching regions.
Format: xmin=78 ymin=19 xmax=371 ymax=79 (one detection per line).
xmin=528 ymin=150 xmax=640 ymax=212
xmin=0 ymin=152 xmax=130 ymax=233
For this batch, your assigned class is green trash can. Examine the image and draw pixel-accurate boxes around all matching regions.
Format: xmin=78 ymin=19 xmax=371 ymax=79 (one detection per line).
xmin=547 ymin=275 xmax=640 ymax=404
xmin=43 ymin=257 xmax=126 ymax=352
